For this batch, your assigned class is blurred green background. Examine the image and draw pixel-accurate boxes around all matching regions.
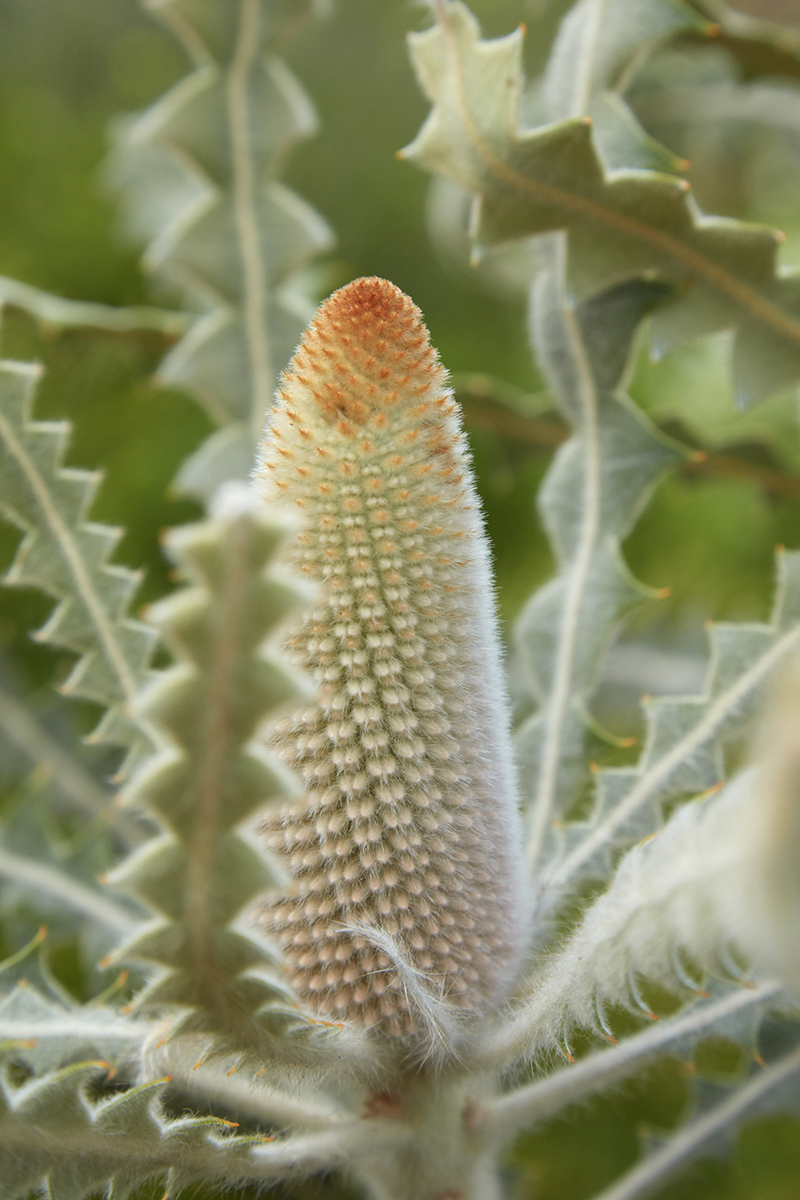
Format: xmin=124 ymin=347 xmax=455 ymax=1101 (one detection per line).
xmin=0 ymin=0 xmax=800 ymax=1196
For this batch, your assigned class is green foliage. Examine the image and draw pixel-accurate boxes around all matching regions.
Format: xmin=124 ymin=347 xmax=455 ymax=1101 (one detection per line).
xmin=1 ymin=1 xmax=800 ymax=1199
xmin=109 ymin=0 xmax=334 ymax=495
xmin=0 ymin=1060 xmax=287 ymax=1200
xmin=0 ymin=360 xmax=156 ymax=773
xmin=404 ymin=1 xmax=800 ymax=407
xmin=514 ymin=252 xmax=680 ymax=887
xmin=110 ymin=493 xmax=315 ymax=1062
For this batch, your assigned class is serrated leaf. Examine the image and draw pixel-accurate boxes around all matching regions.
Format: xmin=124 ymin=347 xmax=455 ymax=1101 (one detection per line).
xmin=109 ymin=0 xmax=334 ymax=494
xmin=404 ymin=2 xmax=800 ymax=408
xmin=591 ymin=1043 xmax=800 ymax=1200
xmin=0 ymin=1060 xmax=315 ymax=1200
xmin=0 ymin=982 xmax=151 ymax=1075
xmin=107 ymin=490 xmax=315 ymax=1064
xmin=512 ymin=246 xmax=679 ymax=888
xmin=538 ymin=551 xmax=800 ymax=905
xmin=493 ymin=772 xmax=794 ymax=1066
xmin=0 ymin=361 xmax=156 ymax=774
xmin=487 ymin=979 xmax=783 ymax=1134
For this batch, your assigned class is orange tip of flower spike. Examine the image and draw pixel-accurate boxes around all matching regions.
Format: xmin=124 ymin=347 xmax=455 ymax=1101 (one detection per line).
xmin=276 ymin=277 xmax=446 ymax=433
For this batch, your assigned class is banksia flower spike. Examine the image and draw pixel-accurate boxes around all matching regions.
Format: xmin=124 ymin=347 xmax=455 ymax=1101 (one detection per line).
xmin=255 ymin=277 xmax=527 ymax=1046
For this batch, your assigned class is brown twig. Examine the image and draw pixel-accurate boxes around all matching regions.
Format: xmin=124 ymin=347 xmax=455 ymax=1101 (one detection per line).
xmin=457 ymin=391 xmax=800 ymax=504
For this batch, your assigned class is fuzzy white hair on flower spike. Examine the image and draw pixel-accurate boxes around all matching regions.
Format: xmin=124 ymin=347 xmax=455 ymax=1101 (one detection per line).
xmin=255 ymin=276 xmax=528 ymax=1042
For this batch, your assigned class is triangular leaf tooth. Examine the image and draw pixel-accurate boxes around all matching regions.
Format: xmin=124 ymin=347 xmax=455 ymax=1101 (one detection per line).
xmin=653 ymin=983 xmax=771 ymax=1063
xmin=520 ymin=257 xmax=679 ymax=888
xmin=113 ymin=836 xmax=186 ymax=917
xmin=132 ymin=63 xmax=221 ymax=167
xmin=696 ymin=218 xmax=782 ymax=287
xmin=733 ymin=315 xmax=800 ymax=409
xmin=152 ymin=186 xmax=332 ymax=307
xmin=164 ymin=516 xmax=288 ymax=595
xmin=135 ymin=934 xmax=266 ymax=1000
xmin=407 ymin=6 xmax=478 ymax=106
xmin=594 ymin=767 xmax=638 ymax=821
xmin=649 ymin=285 xmax=736 ymax=359
xmin=214 ymin=745 xmax=296 ymax=830
xmin=587 ymin=92 xmax=685 ymax=174
xmin=119 ymin=743 xmax=183 ymax=810
xmin=576 ymin=276 xmax=673 ymax=392
xmin=641 ymin=696 xmax=723 ymax=793
xmin=518 ymin=544 xmax=641 ymax=702
xmin=146 ymin=59 xmax=317 ymax=187
xmin=148 ymin=589 xmax=210 ymax=657
xmin=172 ymin=426 xmax=255 ymax=501
xmin=515 ymin=577 xmax=561 ymax=699
xmin=206 ymin=835 xmax=280 ymax=923
xmin=123 ymin=741 xmax=291 ymax=836
xmin=96 ymin=1078 xmax=166 ymax=1138
xmin=108 ymin=112 xmax=207 ymax=246
xmin=554 ymin=541 xmax=800 ymax=896
xmin=158 ymin=286 xmax=309 ymax=435
xmin=135 ymin=657 xmax=301 ymax=753
xmin=15 ymin=1060 xmax=98 ymax=1127
xmin=479 ymin=122 xmax=604 ymax=246
xmin=559 ymin=198 xmax=673 ymax=305
xmin=0 ymin=984 xmax=148 ymax=1075
xmin=706 ymin=623 xmax=775 ymax=701
xmin=0 ymin=1052 xmax=278 ymax=1200
xmin=157 ymin=307 xmax=251 ymax=425
xmin=597 ymin=403 xmax=680 ymax=532
xmin=585 ymin=768 xmax=663 ymax=859
xmin=540 ymin=404 xmax=677 ymax=553
xmin=517 ymin=705 xmax=592 ymax=821
xmin=708 ymin=991 xmax=766 ymax=1056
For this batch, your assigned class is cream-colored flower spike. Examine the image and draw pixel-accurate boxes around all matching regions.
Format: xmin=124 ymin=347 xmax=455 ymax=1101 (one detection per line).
xmin=255 ymin=277 xmax=527 ymax=1041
